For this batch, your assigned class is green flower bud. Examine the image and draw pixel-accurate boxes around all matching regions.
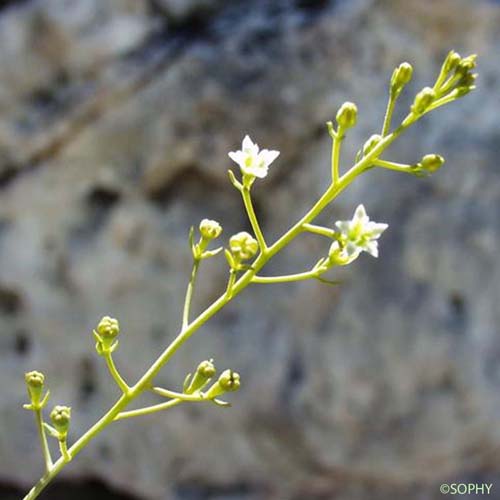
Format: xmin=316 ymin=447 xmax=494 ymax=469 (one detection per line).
xmin=456 ymin=54 xmax=477 ymax=76
xmin=50 ymin=405 xmax=71 ymax=436
xmin=184 ymin=359 xmax=217 ymax=394
xmin=419 ymin=154 xmax=445 ymax=173
xmin=204 ymin=369 xmax=241 ymax=400
xmin=411 ymin=87 xmax=435 ymax=115
xmin=94 ymin=316 xmax=120 ymax=355
xmin=25 ymin=371 xmax=45 ymax=408
xmin=443 ymin=50 xmax=462 ymax=74
xmin=391 ymin=62 xmax=413 ymax=94
xmin=199 ymin=219 xmax=222 ymax=240
xmin=335 ymin=102 xmax=358 ymax=130
xmin=363 ymin=134 xmax=383 ymax=156
xmin=229 ymin=232 xmax=259 ymax=261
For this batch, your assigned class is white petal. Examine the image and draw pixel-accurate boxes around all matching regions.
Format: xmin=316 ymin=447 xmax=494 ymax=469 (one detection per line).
xmin=366 ymin=222 xmax=388 ymax=238
xmin=251 ymin=166 xmax=269 ymax=178
xmin=335 ymin=220 xmax=351 ymax=233
xmin=353 ymin=204 xmax=368 ymax=223
xmin=259 ymin=149 xmax=280 ymax=167
xmin=242 ymin=135 xmax=259 ymax=155
xmin=228 ymin=151 xmax=245 ymax=168
xmin=365 ymin=240 xmax=379 ymax=257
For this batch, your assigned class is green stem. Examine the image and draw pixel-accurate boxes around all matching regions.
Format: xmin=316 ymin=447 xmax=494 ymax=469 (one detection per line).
xmin=182 ymin=258 xmax=200 ymax=329
xmin=116 ymin=399 xmax=182 ymax=420
xmin=331 ymin=126 xmax=344 ymax=185
xmin=382 ymin=93 xmax=397 ymax=136
xmin=152 ymin=387 xmax=204 ymax=402
xmin=242 ymin=187 xmax=267 ymax=251
xmin=104 ymin=352 xmax=130 ymax=394
xmin=58 ymin=439 xmax=71 ymax=463
xmin=252 ymin=271 xmax=318 ymax=284
xmin=35 ymin=409 xmax=53 ymax=472
xmin=302 ymin=223 xmax=336 ymax=239
xmin=373 ymin=159 xmax=412 ymax=173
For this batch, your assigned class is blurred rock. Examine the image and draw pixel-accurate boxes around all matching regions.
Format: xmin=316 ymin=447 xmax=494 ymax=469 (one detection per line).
xmin=1 ymin=0 xmax=500 ymax=499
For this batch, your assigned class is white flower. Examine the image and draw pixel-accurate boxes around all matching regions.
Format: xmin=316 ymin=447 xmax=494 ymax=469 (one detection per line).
xmin=332 ymin=204 xmax=388 ymax=261
xmin=228 ymin=135 xmax=280 ymax=179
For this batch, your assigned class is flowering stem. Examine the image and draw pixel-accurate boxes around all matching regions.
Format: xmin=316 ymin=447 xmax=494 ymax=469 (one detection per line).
xmin=24 ymin=64 xmax=466 ymax=498
xmin=152 ymin=387 xmax=205 ymax=401
xmin=302 ymin=223 xmax=336 ymax=239
xmin=382 ymin=94 xmax=397 ymax=136
xmin=104 ymin=352 xmax=130 ymax=394
xmin=115 ymin=399 xmax=182 ymax=420
xmin=373 ymin=159 xmax=412 ymax=173
xmin=182 ymin=258 xmax=200 ymax=329
xmin=241 ymin=187 xmax=267 ymax=252
xmin=35 ymin=409 xmax=53 ymax=472
xmin=331 ymin=126 xmax=344 ymax=185
xmin=58 ymin=439 xmax=71 ymax=463
xmin=252 ymin=270 xmax=318 ymax=284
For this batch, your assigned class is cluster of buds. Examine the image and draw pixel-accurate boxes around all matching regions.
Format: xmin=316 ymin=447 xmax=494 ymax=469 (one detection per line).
xmin=93 ymin=316 xmax=120 ymax=356
xmin=24 ymin=371 xmax=50 ymax=411
xmin=190 ymin=219 xmax=223 ymax=260
xmin=411 ymin=51 xmax=477 ymax=116
xmin=225 ymin=231 xmax=259 ymax=270
xmin=182 ymin=359 xmax=241 ymax=406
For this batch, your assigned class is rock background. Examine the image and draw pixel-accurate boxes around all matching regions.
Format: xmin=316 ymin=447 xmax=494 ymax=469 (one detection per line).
xmin=1 ymin=0 xmax=499 ymax=499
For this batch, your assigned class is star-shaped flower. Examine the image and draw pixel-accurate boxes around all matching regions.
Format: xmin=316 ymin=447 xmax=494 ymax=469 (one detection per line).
xmin=333 ymin=204 xmax=388 ymax=261
xmin=228 ymin=135 xmax=280 ymax=180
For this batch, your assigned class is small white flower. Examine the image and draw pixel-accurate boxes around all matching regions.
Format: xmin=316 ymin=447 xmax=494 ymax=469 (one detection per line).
xmin=228 ymin=135 xmax=280 ymax=179
xmin=333 ymin=204 xmax=388 ymax=260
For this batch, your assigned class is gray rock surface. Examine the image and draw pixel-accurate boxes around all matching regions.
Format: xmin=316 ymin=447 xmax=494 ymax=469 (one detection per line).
xmin=1 ymin=0 xmax=500 ymax=499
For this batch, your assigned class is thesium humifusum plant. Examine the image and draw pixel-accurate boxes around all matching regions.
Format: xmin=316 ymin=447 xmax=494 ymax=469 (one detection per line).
xmin=22 ymin=50 xmax=477 ymax=500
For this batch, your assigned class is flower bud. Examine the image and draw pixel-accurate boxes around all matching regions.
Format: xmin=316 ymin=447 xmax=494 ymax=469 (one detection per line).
xmin=96 ymin=316 xmax=119 ymax=339
xmin=456 ymin=54 xmax=477 ymax=76
xmin=184 ymin=359 xmax=216 ymax=394
xmin=204 ymin=369 xmax=241 ymax=399
xmin=443 ymin=50 xmax=461 ymax=74
xmin=25 ymin=371 xmax=45 ymax=408
xmin=50 ymin=405 xmax=71 ymax=437
xmin=94 ymin=316 xmax=120 ymax=355
xmin=199 ymin=219 xmax=222 ymax=240
xmin=391 ymin=62 xmax=413 ymax=94
xmin=411 ymin=87 xmax=435 ymax=115
xmin=229 ymin=232 xmax=259 ymax=261
xmin=335 ymin=102 xmax=358 ymax=130
xmin=363 ymin=134 xmax=382 ymax=156
xmin=419 ymin=154 xmax=445 ymax=173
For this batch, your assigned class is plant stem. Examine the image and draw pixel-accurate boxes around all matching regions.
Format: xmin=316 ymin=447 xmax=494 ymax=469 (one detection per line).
xmin=382 ymin=94 xmax=397 ymax=136
xmin=182 ymin=258 xmax=200 ymax=329
xmin=252 ymin=271 xmax=317 ymax=284
xmin=34 ymin=409 xmax=53 ymax=472
xmin=242 ymin=187 xmax=267 ymax=251
xmin=104 ymin=352 xmax=129 ymax=394
xmin=302 ymin=223 xmax=336 ymax=239
xmin=116 ymin=399 xmax=182 ymax=420
xmin=331 ymin=126 xmax=344 ymax=185
xmin=373 ymin=159 xmax=411 ymax=173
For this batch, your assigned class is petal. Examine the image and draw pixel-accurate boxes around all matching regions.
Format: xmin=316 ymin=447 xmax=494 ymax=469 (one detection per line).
xmin=228 ymin=151 xmax=245 ymax=168
xmin=250 ymin=165 xmax=269 ymax=178
xmin=259 ymin=149 xmax=280 ymax=167
xmin=366 ymin=222 xmax=388 ymax=238
xmin=364 ymin=240 xmax=379 ymax=257
xmin=335 ymin=220 xmax=351 ymax=234
xmin=353 ymin=204 xmax=369 ymax=224
xmin=242 ymin=135 xmax=259 ymax=155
